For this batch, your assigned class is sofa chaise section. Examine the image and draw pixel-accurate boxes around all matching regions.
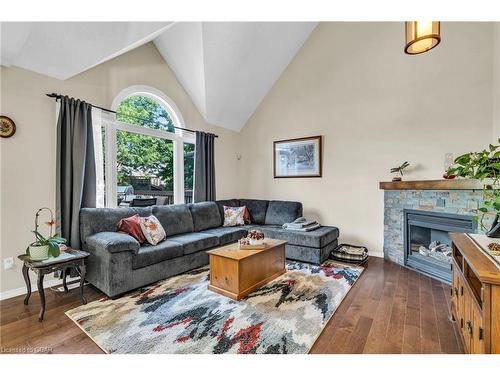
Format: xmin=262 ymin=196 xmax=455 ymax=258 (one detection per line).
xmin=255 ymin=225 xmax=339 ymax=264
xmin=215 ymin=198 xmax=338 ymax=264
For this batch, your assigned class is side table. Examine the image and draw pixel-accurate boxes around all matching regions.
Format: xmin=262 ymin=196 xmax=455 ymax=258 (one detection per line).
xmin=18 ymin=249 xmax=90 ymax=322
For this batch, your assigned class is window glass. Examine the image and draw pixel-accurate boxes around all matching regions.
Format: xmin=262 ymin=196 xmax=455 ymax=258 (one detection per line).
xmin=116 ymin=95 xmax=175 ymax=132
xmin=116 ymin=130 xmax=174 ymax=206
xmin=103 ymin=90 xmax=192 ymax=207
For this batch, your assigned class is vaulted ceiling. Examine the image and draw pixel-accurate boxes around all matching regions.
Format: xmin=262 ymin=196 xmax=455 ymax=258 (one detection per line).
xmin=0 ymin=22 xmax=316 ymax=131
xmin=0 ymin=22 xmax=174 ymax=80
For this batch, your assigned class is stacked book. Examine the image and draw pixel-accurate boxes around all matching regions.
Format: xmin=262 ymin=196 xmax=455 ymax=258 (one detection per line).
xmin=330 ymin=244 xmax=368 ymax=265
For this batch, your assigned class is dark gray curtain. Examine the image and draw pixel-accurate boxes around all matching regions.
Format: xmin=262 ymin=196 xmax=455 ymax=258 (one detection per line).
xmin=56 ymin=96 xmax=96 ymax=249
xmin=194 ymin=131 xmax=216 ymax=202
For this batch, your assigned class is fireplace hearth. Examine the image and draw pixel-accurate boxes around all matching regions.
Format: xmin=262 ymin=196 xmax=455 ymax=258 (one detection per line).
xmin=404 ymin=209 xmax=476 ymax=283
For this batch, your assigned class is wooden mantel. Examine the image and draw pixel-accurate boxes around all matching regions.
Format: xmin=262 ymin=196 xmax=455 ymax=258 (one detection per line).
xmin=379 ymin=179 xmax=484 ymax=190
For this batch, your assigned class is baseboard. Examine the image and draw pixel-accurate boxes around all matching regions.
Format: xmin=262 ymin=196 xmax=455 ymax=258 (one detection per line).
xmin=0 ymin=276 xmax=79 ymax=301
xmin=369 ymin=251 xmax=384 ymax=258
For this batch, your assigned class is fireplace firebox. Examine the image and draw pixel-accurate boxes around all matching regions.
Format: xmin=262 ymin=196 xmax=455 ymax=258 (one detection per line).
xmin=403 ymin=209 xmax=476 ymax=283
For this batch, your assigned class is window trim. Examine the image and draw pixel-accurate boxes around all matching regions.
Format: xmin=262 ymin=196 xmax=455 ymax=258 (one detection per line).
xmin=105 ymin=85 xmax=195 ymax=207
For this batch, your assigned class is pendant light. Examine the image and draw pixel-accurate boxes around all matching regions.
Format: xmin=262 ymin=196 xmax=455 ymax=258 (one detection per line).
xmin=405 ymin=21 xmax=441 ymax=55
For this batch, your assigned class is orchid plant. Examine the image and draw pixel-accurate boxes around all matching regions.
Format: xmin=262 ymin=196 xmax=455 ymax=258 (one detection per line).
xmin=26 ymin=207 xmax=66 ymax=258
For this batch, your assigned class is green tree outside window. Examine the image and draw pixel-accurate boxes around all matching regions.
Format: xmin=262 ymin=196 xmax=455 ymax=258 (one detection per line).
xmin=115 ymin=96 xmax=193 ymax=192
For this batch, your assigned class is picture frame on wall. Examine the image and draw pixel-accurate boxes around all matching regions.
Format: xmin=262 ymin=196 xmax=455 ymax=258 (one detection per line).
xmin=273 ymin=136 xmax=322 ymax=178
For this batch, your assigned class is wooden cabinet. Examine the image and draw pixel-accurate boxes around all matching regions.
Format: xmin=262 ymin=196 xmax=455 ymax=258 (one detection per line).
xmin=450 ymin=233 xmax=500 ymax=354
xmin=207 ymin=239 xmax=286 ymax=300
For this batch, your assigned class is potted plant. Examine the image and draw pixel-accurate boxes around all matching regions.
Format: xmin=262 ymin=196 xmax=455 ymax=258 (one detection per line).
xmin=390 ymin=161 xmax=410 ymax=182
xmin=446 ymin=139 xmax=500 ymax=237
xmin=26 ymin=207 xmax=66 ymax=260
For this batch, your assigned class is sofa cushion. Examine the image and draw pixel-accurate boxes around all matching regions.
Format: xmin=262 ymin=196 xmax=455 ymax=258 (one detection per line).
xmin=80 ymin=207 xmax=152 ymax=245
xmin=201 ymin=227 xmax=248 ymax=245
xmin=86 ymin=232 xmax=140 ymax=253
xmin=254 ymin=225 xmax=339 ymax=248
xmin=264 ymin=200 xmax=303 ymax=225
xmin=243 ymin=224 xmax=261 ymax=231
xmin=188 ymin=202 xmax=222 ymax=232
xmin=153 ymin=204 xmax=194 ymax=236
xmin=168 ymin=232 xmax=219 ymax=255
xmin=215 ymin=199 xmax=240 ymax=225
xmin=285 ymin=239 xmax=338 ymax=264
xmin=239 ymin=199 xmax=269 ymax=224
xmin=132 ymin=240 xmax=184 ymax=269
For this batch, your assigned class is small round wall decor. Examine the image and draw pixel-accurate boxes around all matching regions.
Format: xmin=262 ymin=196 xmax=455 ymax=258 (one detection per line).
xmin=0 ymin=116 xmax=16 ymax=138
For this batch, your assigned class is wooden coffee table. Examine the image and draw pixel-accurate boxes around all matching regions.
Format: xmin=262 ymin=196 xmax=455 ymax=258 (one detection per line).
xmin=207 ymin=239 xmax=286 ymax=300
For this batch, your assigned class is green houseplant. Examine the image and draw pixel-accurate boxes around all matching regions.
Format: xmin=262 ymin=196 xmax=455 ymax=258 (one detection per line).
xmin=26 ymin=207 xmax=66 ymax=260
xmin=446 ymin=139 xmax=500 ymax=237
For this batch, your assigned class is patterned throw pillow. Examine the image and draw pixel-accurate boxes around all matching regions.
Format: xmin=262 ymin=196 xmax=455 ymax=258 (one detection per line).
xmin=223 ymin=206 xmax=246 ymax=227
xmin=139 ymin=215 xmax=166 ymax=245
xmin=117 ymin=214 xmax=147 ymax=244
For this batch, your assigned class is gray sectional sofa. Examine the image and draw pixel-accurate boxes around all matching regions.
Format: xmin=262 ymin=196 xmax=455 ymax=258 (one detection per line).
xmin=80 ymin=199 xmax=339 ymax=298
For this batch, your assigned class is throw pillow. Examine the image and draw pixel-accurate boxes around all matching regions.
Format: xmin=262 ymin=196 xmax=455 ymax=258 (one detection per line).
xmin=117 ymin=214 xmax=146 ymax=244
xmin=139 ymin=215 xmax=166 ymax=245
xmin=223 ymin=206 xmax=246 ymax=227
xmin=243 ymin=206 xmax=251 ymax=224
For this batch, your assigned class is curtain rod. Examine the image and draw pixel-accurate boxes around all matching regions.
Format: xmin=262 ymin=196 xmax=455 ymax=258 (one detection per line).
xmin=46 ymin=93 xmax=218 ymax=138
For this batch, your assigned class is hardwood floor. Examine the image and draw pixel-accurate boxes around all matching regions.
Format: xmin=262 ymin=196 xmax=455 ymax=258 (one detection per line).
xmin=0 ymin=257 xmax=463 ymax=354
xmin=310 ymin=257 xmax=464 ymax=353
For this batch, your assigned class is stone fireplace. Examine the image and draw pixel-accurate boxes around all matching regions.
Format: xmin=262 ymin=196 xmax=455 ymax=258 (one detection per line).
xmin=381 ymin=179 xmax=493 ymax=284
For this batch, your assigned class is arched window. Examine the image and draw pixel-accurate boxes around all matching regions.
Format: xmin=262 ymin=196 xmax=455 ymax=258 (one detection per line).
xmin=116 ymin=95 xmax=176 ymax=132
xmin=99 ymin=86 xmax=195 ymax=207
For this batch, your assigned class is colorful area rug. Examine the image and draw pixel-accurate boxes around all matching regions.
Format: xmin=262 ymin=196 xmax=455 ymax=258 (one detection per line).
xmin=66 ymin=260 xmax=363 ymax=354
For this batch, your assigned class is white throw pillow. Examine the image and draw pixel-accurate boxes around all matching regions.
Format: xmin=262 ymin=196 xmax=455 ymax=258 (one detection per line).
xmin=223 ymin=206 xmax=246 ymax=227
xmin=139 ymin=215 xmax=166 ymax=245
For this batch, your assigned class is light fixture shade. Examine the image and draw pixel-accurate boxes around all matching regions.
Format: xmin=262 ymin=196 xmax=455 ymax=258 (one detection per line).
xmin=405 ymin=21 xmax=441 ymax=55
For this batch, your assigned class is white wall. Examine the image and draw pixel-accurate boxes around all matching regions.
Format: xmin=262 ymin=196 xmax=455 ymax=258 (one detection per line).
xmin=0 ymin=42 xmax=241 ymax=294
xmin=494 ymin=23 xmax=500 ymax=141
xmin=238 ymin=22 xmax=494 ymax=256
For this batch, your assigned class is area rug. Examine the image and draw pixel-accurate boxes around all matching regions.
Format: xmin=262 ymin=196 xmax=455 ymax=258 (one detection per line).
xmin=65 ymin=260 xmax=363 ymax=354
